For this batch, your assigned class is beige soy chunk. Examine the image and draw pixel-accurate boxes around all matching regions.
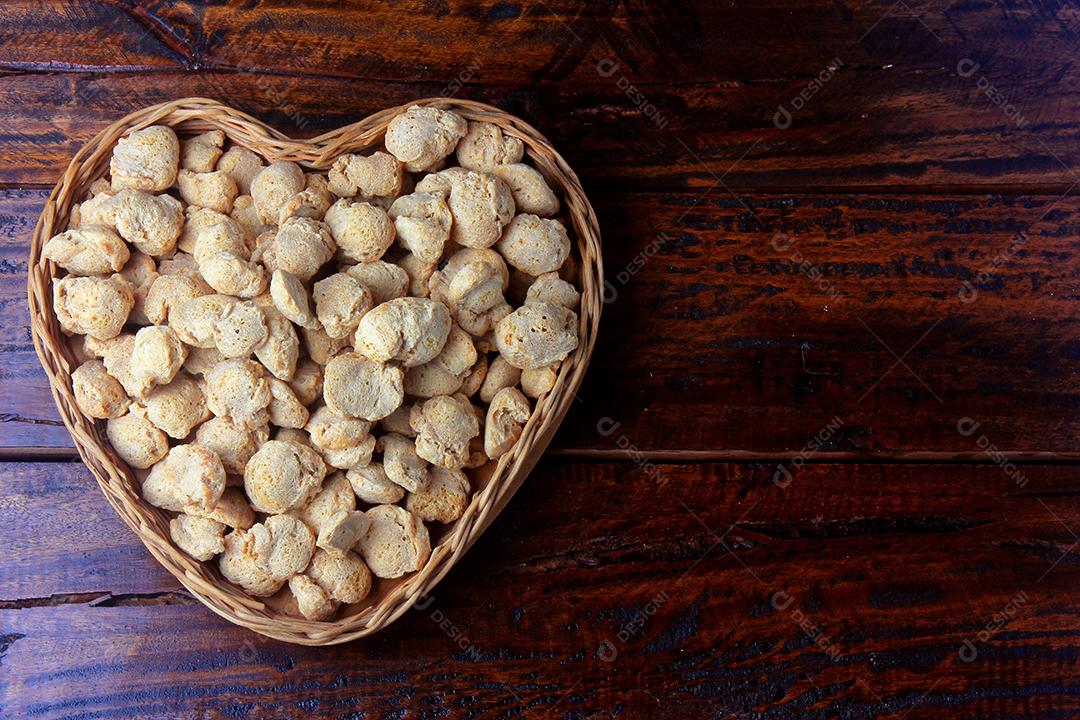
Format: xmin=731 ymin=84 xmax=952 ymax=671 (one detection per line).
xmin=321 ymin=428 xmax=376 ymax=471
xmin=43 ymin=226 xmax=130 ymax=275
xmin=201 ymin=252 xmax=267 ymax=298
xmin=379 ymin=404 xmax=416 ymax=438
xmin=262 ymin=514 xmax=316 ymax=581
xmin=288 ymin=574 xmax=338 ymax=620
xmin=354 ymin=297 xmax=451 ymax=367
xmin=192 ymin=219 xmax=249 ymax=267
xmin=446 ymin=170 xmax=515 ymax=249
xmin=131 ymin=325 xmax=188 ymax=388
xmin=327 ymin=151 xmax=402 ymax=198
xmin=189 ymin=487 xmax=256 ymax=530
xmin=170 ymin=514 xmax=227 ymax=561
xmin=480 ymin=355 xmax=522 ymax=403
xmin=317 ymin=510 xmax=368 ymax=557
xmin=219 ymin=526 xmax=281 ymax=597
xmin=111 ymin=189 xmax=185 ymax=257
xmin=521 ymin=363 xmax=559 ymax=398
xmin=455 ymin=121 xmax=524 ymax=173
xmin=440 ymin=247 xmax=510 ymax=291
xmin=525 ymin=272 xmax=580 ymax=309
xmin=72 ymin=359 xmax=130 ymax=419
xmin=279 ymin=173 xmax=334 ymax=225
xmin=177 ymin=169 xmax=238 ymax=214
xmin=258 ymin=217 xmax=335 ymax=282
xmin=213 ymin=301 xmax=267 ymax=358
xmin=178 ymin=207 xmax=232 ymax=255
xmin=217 ymin=146 xmax=264 ymax=195
xmin=118 ymin=250 xmax=157 ymax=286
xmin=305 ymin=406 xmax=374 ymax=467
xmin=77 ymin=191 xmax=117 ymax=229
xmin=377 ymin=433 xmax=428 ymax=492
xmin=345 ymin=261 xmax=409 ymax=305
xmin=100 ymin=334 xmax=154 ymax=398
xmin=296 ymin=472 xmax=355 ymax=534
xmin=307 ymin=548 xmax=372 ymax=604
xmin=459 ymin=354 xmax=488 ymax=397
xmin=484 ymin=387 xmax=531 ymax=459
xmin=254 ymin=306 xmax=300 ymax=381
xmin=110 ymin=125 xmax=180 ymax=192
xmin=54 ymin=275 xmax=134 ymax=340
xmin=194 ymin=416 xmax=267 ymax=476
xmin=251 ymin=161 xmax=305 ymax=224
xmin=359 ymin=504 xmax=431 ymax=579
xmin=107 ymin=404 xmax=168 ymax=469
xmin=406 ymin=466 xmax=470 ymax=523
xmin=275 ymin=427 xmax=311 ymax=447
xmin=180 ymin=130 xmax=225 ymax=172
xmin=429 ymin=248 xmax=510 ymax=336
xmin=244 ymin=439 xmax=326 ymax=514
xmin=230 ymin=195 xmax=265 ymax=237
xmin=205 ymin=358 xmax=272 ymax=427
xmin=289 ymin=359 xmax=323 ymax=406
xmin=397 ymin=252 xmax=438 ymax=297
xmin=142 ymin=444 xmax=226 ymax=512
xmin=183 ymin=345 xmax=226 ymax=377
xmin=301 ymin=324 xmax=348 ymax=366
xmin=496 ymin=214 xmax=570 ymax=275
xmin=447 ymin=261 xmax=505 ymax=315
xmin=270 ymin=270 xmax=317 ymax=329
xmin=493 ymin=163 xmax=560 ymax=217
xmin=347 ymin=464 xmax=404 ymax=504
xmin=143 ymin=373 xmax=210 ymax=439
xmin=323 ymin=352 xmax=404 ymax=421
xmin=384 ymin=105 xmax=468 ymax=172
xmin=495 ymin=302 xmax=579 ymax=370
xmin=324 ymin=198 xmax=395 ymax=263
xmin=170 ymin=294 xmax=237 ymax=349
xmin=409 ymin=395 xmax=480 ymax=469
xmin=313 ymin=273 xmax=373 ymax=340
xmin=119 ymin=252 xmax=158 ymax=326
xmin=387 ymin=192 xmax=452 ymax=263
xmin=268 ymin=378 xmax=309 ymax=429
xmin=404 ymin=324 xmax=477 ymax=398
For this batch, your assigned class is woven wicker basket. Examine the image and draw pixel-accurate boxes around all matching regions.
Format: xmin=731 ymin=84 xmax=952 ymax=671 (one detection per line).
xmin=27 ymin=97 xmax=602 ymax=645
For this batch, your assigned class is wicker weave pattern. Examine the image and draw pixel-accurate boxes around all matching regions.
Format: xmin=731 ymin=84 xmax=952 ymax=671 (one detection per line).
xmin=27 ymin=98 xmax=602 ymax=645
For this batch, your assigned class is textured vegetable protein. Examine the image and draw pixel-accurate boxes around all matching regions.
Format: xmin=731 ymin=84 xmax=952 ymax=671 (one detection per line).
xmin=50 ymin=105 xmax=580 ymax=621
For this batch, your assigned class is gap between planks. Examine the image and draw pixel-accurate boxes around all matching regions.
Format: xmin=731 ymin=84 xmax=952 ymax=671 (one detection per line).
xmin=5 ymin=446 xmax=1080 ymax=465
xmin=4 ymin=181 xmax=1079 ymax=196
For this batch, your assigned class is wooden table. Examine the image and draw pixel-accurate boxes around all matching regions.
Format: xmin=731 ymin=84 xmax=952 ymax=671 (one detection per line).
xmin=2 ymin=2 xmax=1078 ymax=717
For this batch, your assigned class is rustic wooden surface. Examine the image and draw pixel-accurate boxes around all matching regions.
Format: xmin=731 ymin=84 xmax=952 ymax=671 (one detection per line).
xmin=2 ymin=1 xmax=1079 ymax=718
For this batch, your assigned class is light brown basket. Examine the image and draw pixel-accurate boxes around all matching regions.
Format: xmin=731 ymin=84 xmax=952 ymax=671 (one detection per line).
xmin=27 ymin=97 xmax=602 ymax=645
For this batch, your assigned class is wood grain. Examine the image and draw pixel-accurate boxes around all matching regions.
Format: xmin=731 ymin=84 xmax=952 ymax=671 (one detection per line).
xmin=3 ymin=459 xmax=1079 ymax=718
xmin=5 ymin=189 xmax=1079 ymax=457
xmin=0 ymin=65 xmax=1076 ymax=190
xmin=2 ymin=1 xmax=1079 ymax=713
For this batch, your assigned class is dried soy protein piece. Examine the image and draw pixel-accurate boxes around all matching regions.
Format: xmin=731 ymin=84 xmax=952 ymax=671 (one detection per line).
xmin=359 ymin=504 xmax=431 ymax=579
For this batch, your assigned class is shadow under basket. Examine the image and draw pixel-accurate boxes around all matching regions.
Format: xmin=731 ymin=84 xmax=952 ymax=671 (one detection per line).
xmin=27 ymin=97 xmax=603 ymax=645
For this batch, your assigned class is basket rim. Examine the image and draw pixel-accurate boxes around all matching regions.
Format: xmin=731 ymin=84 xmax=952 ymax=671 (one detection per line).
xmin=27 ymin=97 xmax=603 ymax=645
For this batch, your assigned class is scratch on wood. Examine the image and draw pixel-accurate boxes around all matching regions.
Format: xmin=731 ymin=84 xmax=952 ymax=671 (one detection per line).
xmin=0 ymin=413 xmax=64 ymax=426
xmin=0 ymin=591 xmax=193 ymax=609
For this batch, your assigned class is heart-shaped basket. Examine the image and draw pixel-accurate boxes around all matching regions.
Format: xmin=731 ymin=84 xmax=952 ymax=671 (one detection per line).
xmin=27 ymin=97 xmax=602 ymax=645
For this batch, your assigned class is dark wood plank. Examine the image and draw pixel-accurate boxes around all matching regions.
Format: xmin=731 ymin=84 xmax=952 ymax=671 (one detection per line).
xmin=3 ymin=459 xmax=1079 ymax=718
xmin=2 ymin=0 xmax=1074 ymax=88
xmin=6 ymin=189 xmax=1080 ymax=456
xmin=0 ymin=63 xmax=1077 ymax=190
xmin=0 ymin=460 xmax=177 ymax=600
xmin=0 ymin=189 xmax=74 ymax=450
xmin=570 ymin=189 xmax=1080 ymax=457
